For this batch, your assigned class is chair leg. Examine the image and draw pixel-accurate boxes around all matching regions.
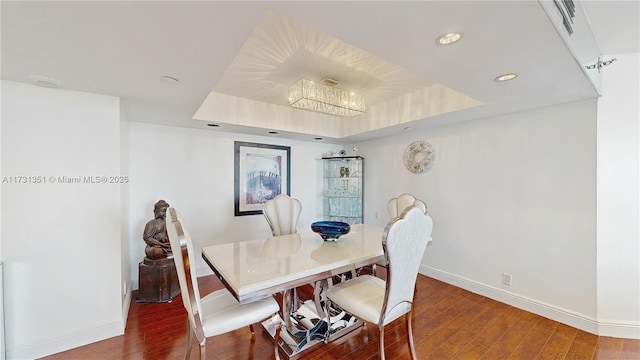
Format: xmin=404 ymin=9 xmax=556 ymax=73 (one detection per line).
xmin=363 ymin=322 xmax=369 ymax=343
xmin=379 ymin=325 xmax=385 ymax=360
xmin=249 ymin=324 xmax=255 ymax=335
xmin=199 ymin=340 xmax=206 ymax=360
xmin=185 ymin=324 xmax=194 ymax=360
xmin=406 ymin=312 xmax=417 ymax=359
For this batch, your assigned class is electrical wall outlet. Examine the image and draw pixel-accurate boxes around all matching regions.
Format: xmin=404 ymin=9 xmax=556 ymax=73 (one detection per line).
xmin=502 ymin=273 xmax=512 ymax=286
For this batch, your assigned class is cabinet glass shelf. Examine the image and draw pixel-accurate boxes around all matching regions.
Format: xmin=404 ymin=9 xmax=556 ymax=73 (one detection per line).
xmin=322 ymin=156 xmax=364 ymax=225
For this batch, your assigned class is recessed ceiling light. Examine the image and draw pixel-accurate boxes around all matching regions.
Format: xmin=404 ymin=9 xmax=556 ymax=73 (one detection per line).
xmin=436 ymin=32 xmax=463 ymax=45
xmin=160 ymin=76 xmax=180 ymax=84
xmin=29 ymin=75 xmax=62 ymax=88
xmin=495 ymin=73 xmax=518 ymax=82
xmin=206 ymin=123 xmax=219 ymax=127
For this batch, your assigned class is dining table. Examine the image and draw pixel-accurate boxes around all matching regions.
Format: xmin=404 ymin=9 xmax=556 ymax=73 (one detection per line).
xmin=201 ymin=223 xmax=386 ymax=359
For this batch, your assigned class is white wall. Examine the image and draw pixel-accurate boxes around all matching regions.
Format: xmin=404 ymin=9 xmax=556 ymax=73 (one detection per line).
xmin=120 ymin=110 xmax=132 ymax=321
xmin=356 ymin=99 xmax=600 ymax=333
xmin=596 ymin=52 xmax=640 ymax=338
xmin=0 ymin=76 xmax=4 ymax=360
xmin=1 ymin=81 xmax=125 ymax=359
xmin=128 ymin=122 xmax=340 ymax=285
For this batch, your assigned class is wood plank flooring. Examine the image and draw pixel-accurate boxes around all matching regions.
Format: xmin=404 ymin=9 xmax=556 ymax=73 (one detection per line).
xmin=41 ymin=274 xmax=639 ymax=359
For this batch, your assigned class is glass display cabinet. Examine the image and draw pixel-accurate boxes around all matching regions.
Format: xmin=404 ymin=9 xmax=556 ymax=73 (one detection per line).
xmin=322 ymin=156 xmax=364 ymax=224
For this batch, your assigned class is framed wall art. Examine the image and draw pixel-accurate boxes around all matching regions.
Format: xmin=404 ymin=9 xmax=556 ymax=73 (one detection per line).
xmin=234 ymin=141 xmax=291 ymax=216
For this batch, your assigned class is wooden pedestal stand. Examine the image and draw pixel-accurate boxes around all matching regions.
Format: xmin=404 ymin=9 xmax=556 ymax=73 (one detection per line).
xmin=136 ymin=257 xmax=180 ymax=303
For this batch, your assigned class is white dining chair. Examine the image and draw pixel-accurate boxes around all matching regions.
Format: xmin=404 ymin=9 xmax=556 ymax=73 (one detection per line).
xmin=362 ymin=193 xmax=428 ymax=277
xmin=263 ymin=194 xmax=302 ymax=236
xmin=325 ymin=205 xmax=433 ymax=360
xmin=387 ymin=193 xmax=427 ymax=218
xmin=166 ymin=207 xmax=282 ymax=360
xmin=262 ymin=194 xmax=302 ymax=288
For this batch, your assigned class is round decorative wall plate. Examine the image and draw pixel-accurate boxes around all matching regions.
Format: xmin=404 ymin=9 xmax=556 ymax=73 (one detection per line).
xmin=403 ymin=141 xmax=434 ymax=174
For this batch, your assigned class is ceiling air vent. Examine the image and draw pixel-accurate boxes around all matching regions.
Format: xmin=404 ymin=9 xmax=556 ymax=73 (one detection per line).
xmin=553 ymin=0 xmax=576 ymax=35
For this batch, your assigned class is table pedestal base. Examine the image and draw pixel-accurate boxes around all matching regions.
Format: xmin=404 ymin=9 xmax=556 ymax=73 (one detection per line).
xmin=262 ymin=299 xmax=362 ymax=360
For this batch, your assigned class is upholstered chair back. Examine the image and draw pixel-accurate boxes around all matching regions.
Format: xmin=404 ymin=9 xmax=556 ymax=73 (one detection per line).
xmin=263 ymin=194 xmax=302 ymax=236
xmin=387 ymin=193 xmax=427 ymax=218
xmin=166 ymin=208 xmax=204 ymax=339
xmin=382 ymin=205 xmax=433 ymax=325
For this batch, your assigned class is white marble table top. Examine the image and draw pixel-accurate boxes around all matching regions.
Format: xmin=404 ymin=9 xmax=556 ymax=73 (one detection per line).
xmin=202 ymin=224 xmax=385 ymax=304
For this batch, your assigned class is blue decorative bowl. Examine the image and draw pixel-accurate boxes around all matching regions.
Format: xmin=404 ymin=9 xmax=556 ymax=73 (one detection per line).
xmin=311 ymin=221 xmax=351 ymax=241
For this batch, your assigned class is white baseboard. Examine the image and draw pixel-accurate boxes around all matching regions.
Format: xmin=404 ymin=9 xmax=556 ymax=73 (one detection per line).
xmin=598 ymin=319 xmax=640 ymax=339
xmin=5 ymin=320 xmax=124 ymax=360
xmin=420 ymin=265 xmax=639 ymax=340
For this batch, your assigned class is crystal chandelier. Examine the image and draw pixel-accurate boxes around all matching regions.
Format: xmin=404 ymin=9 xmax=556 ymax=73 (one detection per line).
xmin=288 ymin=78 xmax=365 ymax=117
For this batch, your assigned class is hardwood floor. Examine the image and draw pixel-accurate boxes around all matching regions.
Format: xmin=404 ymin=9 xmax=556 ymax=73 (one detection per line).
xmin=41 ymin=274 xmax=639 ymax=360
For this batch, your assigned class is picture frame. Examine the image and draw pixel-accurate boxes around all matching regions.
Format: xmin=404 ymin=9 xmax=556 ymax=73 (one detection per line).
xmin=234 ymin=141 xmax=291 ymax=216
